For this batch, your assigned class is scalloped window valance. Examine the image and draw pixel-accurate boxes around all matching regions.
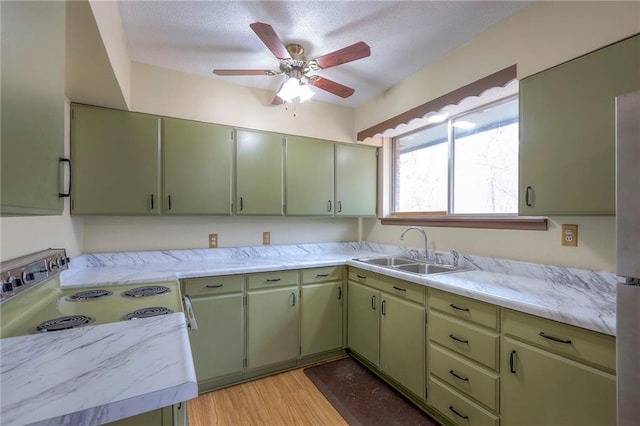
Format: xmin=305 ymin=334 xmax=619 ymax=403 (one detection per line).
xmin=357 ymin=65 xmax=517 ymax=141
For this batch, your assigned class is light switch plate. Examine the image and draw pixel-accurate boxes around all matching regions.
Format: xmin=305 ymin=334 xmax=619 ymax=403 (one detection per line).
xmin=561 ymin=224 xmax=578 ymax=247
xmin=263 ymin=232 xmax=271 ymax=245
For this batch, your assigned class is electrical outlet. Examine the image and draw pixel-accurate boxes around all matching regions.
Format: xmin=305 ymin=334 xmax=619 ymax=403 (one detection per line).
xmin=561 ymin=224 xmax=578 ymax=247
xmin=209 ymin=233 xmax=218 ymax=248
xmin=263 ymin=232 xmax=271 ymax=245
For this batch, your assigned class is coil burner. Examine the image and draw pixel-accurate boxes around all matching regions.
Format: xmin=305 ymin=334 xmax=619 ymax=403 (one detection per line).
xmin=66 ymin=289 xmax=113 ymax=301
xmin=123 ymin=307 xmax=174 ymax=320
xmin=36 ymin=315 xmax=95 ymax=332
xmin=122 ymin=285 xmax=170 ymax=298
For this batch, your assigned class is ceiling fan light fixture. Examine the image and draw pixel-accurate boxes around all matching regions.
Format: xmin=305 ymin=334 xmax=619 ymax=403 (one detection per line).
xmin=277 ymin=77 xmax=314 ymax=103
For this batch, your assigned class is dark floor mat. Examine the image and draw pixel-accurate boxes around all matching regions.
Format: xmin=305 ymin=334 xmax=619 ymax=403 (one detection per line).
xmin=303 ymin=357 xmax=439 ymax=426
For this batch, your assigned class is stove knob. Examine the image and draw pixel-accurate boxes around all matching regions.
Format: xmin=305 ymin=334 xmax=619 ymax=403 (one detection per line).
xmin=49 ymin=260 xmax=59 ymax=271
xmin=23 ymin=271 xmax=35 ymax=283
xmin=2 ymin=278 xmax=14 ymax=293
xmin=12 ymin=276 xmax=23 ymax=287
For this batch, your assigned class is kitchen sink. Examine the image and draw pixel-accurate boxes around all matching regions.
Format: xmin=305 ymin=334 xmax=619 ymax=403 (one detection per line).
xmin=392 ymin=263 xmax=458 ymax=275
xmin=353 ymin=256 xmax=469 ymax=276
xmin=354 ymin=256 xmax=418 ymax=267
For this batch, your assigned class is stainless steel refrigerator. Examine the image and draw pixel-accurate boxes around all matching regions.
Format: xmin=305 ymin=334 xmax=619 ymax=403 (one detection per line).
xmin=616 ymin=90 xmax=640 ymax=426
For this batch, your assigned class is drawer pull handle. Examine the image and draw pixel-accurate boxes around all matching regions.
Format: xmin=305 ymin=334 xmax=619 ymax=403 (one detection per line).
xmin=449 ymin=303 xmax=469 ymax=312
xmin=206 ymin=284 xmax=223 ymax=289
xmin=371 ymin=295 xmax=376 ymax=310
xmin=316 ymin=273 xmax=330 ymax=277
xmin=449 ymin=370 xmax=469 ymax=382
xmin=266 ymin=278 xmax=281 ymax=283
xmin=338 ymin=286 xmax=342 ymax=300
xmin=509 ymin=350 xmax=517 ymax=373
xmin=539 ymin=331 xmax=572 ymax=344
xmin=357 ymin=274 xmax=367 ymax=280
xmin=392 ymin=286 xmax=406 ymax=292
xmin=449 ymin=334 xmax=469 ymax=344
xmin=449 ymin=406 xmax=469 ymax=420
xmin=381 ymin=300 xmax=386 ymax=315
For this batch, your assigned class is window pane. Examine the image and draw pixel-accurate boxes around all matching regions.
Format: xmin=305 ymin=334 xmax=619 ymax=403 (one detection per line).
xmin=394 ymin=123 xmax=448 ymax=212
xmin=452 ymin=98 xmax=519 ymax=214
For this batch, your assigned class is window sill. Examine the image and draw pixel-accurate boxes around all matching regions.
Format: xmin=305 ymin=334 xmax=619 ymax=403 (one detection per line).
xmin=380 ymin=215 xmax=548 ymax=231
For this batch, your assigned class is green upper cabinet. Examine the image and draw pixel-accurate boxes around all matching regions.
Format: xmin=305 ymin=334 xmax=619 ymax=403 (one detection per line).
xmin=285 ymin=136 xmax=335 ymax=216
xmin=1 ymin=1 xmax=65 ymax=215
xmin=335 ymin=144 xmax=377 ymax=217
xmin=162 ymin=118 xmax=233 ymax=215
xmin=519 ymin=35 xmax=640 ymax=215
xmin=235 ymin=129 xmax=284 ymax=215
xmin=71 ymin=104 xmax=161 ymax=215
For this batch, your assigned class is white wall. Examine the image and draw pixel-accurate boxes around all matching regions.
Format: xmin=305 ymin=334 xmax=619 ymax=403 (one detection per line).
xmin=82 ymin=216 xmax=358 ymax=253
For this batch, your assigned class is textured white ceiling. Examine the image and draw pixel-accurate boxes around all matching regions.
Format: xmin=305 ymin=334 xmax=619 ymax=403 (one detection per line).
xmin=118 ymin=1 xmax=532 ymax=107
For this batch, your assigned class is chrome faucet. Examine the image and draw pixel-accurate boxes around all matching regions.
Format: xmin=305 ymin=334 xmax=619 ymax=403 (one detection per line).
xmin=400 ymin=227 xmax=430 ymax=261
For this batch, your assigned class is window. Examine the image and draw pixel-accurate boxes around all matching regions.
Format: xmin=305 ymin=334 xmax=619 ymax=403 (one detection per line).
xmin=393 ymin=96 xmax=519 ymax=215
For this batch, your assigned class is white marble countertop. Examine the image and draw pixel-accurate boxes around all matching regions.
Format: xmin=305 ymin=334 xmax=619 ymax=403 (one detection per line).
xmin=60 ymin=242 xmax=617 ymax=336
xmin=0 ymin=313 xmax=197 ymax=426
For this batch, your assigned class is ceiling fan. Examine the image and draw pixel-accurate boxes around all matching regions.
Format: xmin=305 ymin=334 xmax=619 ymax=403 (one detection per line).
xmin=213 ymin=22 xmax=371 ymax=105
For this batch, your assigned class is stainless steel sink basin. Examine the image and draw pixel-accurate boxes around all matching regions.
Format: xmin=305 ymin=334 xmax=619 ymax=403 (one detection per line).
xmin=392 ymin=263 xmax=458 ymax=275
xmin=354 ymin=256 xmax=417 ymax=267
xmin=353 ymin=256 xmax=469 ymax=276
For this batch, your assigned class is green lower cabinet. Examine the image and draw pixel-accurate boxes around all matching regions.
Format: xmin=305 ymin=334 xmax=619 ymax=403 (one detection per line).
xmin=247 ymin=286 xmax=299 ymax=369
xmin=380 ymin=293 xmax=425 ymax=399
xmin=501 ymin=337 xmax=616 ymax=426
xmin=347 ymin=280 xmax=380 ymax=366
xmin=300 ymin=282 xmax=343 ymax=357
xmin=188 ymin=293 xmax=244 ymax=383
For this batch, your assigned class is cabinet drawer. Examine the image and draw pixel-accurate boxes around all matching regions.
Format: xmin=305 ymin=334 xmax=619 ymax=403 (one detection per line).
xmin=247 ymin=270 xmax=299 ymax=289
xmin=183 ymin=275 xmax=244 ymax=296
xmin=301 ymin=266 xmax=343 ymax=284
xmin=430 ymin=290 xmax=499 ymax=331
xmin=503 ymin=309 xmax=615 ymax=371
xmin=429 ymin=376 xmax=499 ymax=426
xmin=429 ymin=344 xmax=498 ymax=412
xmin=430 ymin=311 xmax=499 ymax=370
xmin=349 ymin=268 xmax=425 ymax=305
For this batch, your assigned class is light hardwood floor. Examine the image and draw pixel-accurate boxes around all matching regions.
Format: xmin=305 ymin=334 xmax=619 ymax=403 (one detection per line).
xmin=187 ymin=367 xmax=348 ymax=425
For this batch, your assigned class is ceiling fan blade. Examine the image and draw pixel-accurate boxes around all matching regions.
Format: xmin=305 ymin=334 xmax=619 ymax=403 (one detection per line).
xmin=313 ymin=42 xmax=371 ymax=69
xmin=213 ymin=69 xmax=274 ymax=76
xmin=308 ymin=76 xmax=355 ymax=98
xmin=249 ymin=22 xmax=291 ymax=60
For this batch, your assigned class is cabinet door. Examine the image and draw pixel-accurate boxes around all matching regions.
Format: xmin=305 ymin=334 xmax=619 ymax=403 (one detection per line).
xmin=189 ymin=293 xmax=244 ymax=382
xmin=285 ymin=136 xmax=334 ymax=216
xmin=1 ymin=1 xmax=65 ymax=215
xmin=300 ymin=282 xmax=343 ymax=357
xmin=501 ymin=337 xmax=616 ymax=426
xmin=71 ymin=104 xmax=160 ymax=215
xmin=236 ymin=129 xmax=283 ymax=215
xmin=380 ymin=293 xmax=425 ymax=398
xmin=247 ymin=287 xmax=299 ymax=369
xmin=519 ymin=35 xmax=640 ymax=214
xmin=335 ymin=144 xmax=377 ymax=217
xmin=347 ymin=281 xmax=379 ymax=366
xmin=162 ymin=118 xmax=232 ymax=215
